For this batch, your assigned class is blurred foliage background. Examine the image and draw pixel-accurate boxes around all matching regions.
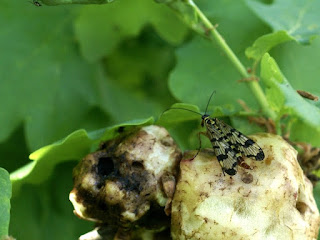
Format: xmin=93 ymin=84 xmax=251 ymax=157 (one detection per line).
xmin=0 ymin=0 xmax=320 ymax=239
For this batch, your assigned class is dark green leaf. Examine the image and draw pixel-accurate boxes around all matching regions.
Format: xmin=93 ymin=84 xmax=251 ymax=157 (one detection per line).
xmin=0 ymin=168 xmax=11 ymax=238
xmin=10 ymin=162 xmax=92 ymax=240
xmin=74 ymin=0 xmax=188 ymax=62
xmin=0 ymin=126 xmax=30 ymax=173
xmin=314 ymin=183 xmax=320 ymax=210
xmin=94 ymin=66 xmax=162 ymax=123
xmin=0 ymin=1 xmax=107 ymax=151
xmin=0 ymin=0 xmax=163 ymax=151
xmin=105 ymin=30 xmax=176 ymax=109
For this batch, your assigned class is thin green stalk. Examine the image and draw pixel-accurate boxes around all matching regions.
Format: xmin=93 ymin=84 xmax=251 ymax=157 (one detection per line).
xmin=40 ymin=0 xmax=113 ymax=5
xmin=168 ymin=0 xmax=277 ymax=120
xmin=249 ymin=81 xmax=277 ymax=120
xmin=189 ymin=1 xmax=248 ymax=79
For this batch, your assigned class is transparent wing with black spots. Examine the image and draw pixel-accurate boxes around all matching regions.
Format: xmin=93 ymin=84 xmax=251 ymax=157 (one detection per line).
xmin=211 ymin=140 xmax=238 ymax=175
xmin=162 ymin=90 xmax=265 ymax=176
xmin=204 ymin=117 xmax=239 ymax=175
xmin=214 ymin=118 xmax=265 ymax=161
xmin=203 ymin=116 xmax=265 ymax=176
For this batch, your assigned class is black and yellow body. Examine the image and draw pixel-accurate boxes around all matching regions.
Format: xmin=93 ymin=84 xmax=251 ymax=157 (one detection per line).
xmin=164 ymin=91 xmax=265 ymax=176
xmin=201 ymin=114 xmax=264 ymax=175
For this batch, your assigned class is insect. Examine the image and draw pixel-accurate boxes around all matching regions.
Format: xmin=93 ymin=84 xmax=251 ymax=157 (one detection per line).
xmin=29 ymin=0 xmax=42 ymax=6
xmin=164 ymin=91 xmax=265 ymax=176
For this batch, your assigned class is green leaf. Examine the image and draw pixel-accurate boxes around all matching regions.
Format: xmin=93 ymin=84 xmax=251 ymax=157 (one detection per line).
xmin=0 ymin=1 xmax=108 ymax=151
xmin=10 ymin=117 xmax=153 ymax=195
xmin=105 ymin=31 xmax=176 ymax=109
xmin=0 ymin=168 xmax=11 ymax=238
xmin=246 ymin=0 xmax=320 ymax=44
xmin=261 ymin=53 xmax=320 ymax=145
xmin=10 ymin=162 xmax=92 ymax=240
xmin=0 ymin=0 xmax=163 ymax=151
xmin=0 ymin=126 xmax=30 ymax=173
xmin=273 ymin=38 xmax=320 ymax=99
xmin=74 ymin=0 xmax=188 ymax=62
xmin=169 ymin=36 xmax=256 ymax=109
xmin=314 ymin=183 xmax=320 ymax=211
xmin=245 ymin=30 xmax=295 ymax=61
xmin=94 ymin=66 xmax=162 ymax=123
xmin=157 ymin=103 xmax=201 ymax=151
xmin=157 ymin=103 xmax=201 ymax=125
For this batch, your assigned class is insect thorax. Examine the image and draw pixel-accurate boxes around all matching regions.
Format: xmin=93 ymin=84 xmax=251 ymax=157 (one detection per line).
xmin=203 ymin=116 xmax=216 ymax=126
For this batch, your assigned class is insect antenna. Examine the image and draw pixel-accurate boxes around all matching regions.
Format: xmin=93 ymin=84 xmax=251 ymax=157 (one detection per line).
xmin=161 ymin=107 xmax=203 ymax=117
xmin=204 ymin=90 xmax=216 ymax=115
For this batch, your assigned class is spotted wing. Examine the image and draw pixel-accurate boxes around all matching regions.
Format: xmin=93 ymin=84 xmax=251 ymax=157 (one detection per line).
xmin=214 ymin=118 xmax=265 ymax=161
xmin=211 ymin=140 xmax=238 ymax=175
xmin=204 ymin=119 xmax=239 ymax=175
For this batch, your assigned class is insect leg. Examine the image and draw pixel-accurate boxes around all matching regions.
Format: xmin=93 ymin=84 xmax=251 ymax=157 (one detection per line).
xmin=237 ymin=157 xmax=252 ymax=170
xmin=184 ymin=132 xmax=207 ymax=161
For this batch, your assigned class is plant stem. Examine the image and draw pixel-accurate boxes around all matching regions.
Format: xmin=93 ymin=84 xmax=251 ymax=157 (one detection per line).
xmin=189 ymin=1 xmax=248 ymax=78
xmin=167 ymin=0 xmax=277 ymax=120
xmin=41 ymin=0 xmax=113 ymax=5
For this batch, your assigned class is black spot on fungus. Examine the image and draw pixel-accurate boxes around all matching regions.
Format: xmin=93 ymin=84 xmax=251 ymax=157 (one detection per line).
xmin=160 ymin=138 xmax=172 ymax=147
xmin=132 ymin=161 xmax=144 ymax=170
xmin=97 ymin=157 xmax=114 ymax=177
xmin=118 ymin=126 xmax=125 ymax=133
xmin=241 ymin=173 xmax=253 ymax=184
xmin=296 ymin=201 xmax=308 ymax=215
